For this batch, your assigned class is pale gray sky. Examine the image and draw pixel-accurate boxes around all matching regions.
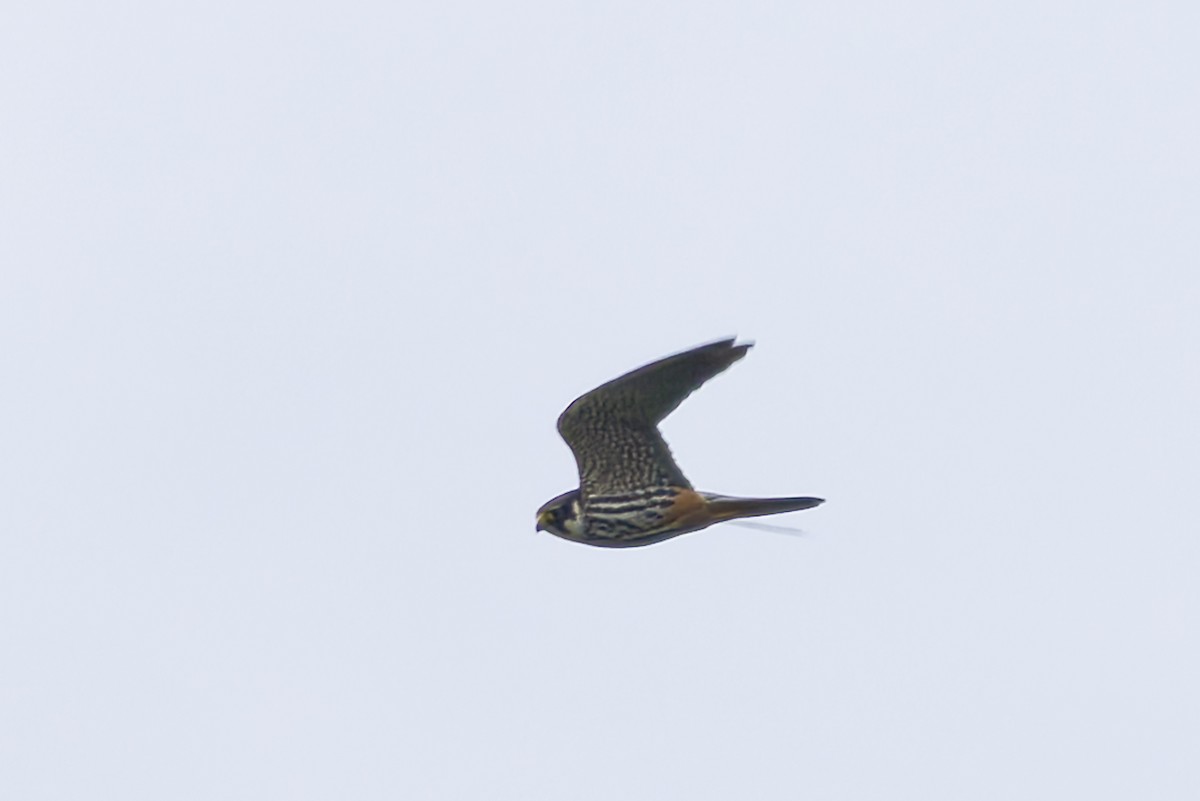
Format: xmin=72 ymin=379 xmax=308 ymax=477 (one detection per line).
xmin=3 ymin=1 xmax=1198 ymax=799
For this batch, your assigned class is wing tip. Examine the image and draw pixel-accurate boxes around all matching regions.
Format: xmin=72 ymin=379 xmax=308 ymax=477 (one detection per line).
xmin=692 ymin=335 xmax=753 ymax=365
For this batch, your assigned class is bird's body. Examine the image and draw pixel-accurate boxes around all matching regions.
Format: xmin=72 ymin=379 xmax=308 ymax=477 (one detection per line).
xmin=537 ymin=339 xmax=823 ymax=548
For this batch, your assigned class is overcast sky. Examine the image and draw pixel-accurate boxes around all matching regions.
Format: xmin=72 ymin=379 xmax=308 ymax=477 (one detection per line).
xmin=3 ymin=1 xmax=1198 ymax=799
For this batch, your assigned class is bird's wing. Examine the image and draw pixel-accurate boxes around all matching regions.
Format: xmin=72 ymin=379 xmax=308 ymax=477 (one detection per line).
xmin=557 ymin=338 xmax=752 ymax=499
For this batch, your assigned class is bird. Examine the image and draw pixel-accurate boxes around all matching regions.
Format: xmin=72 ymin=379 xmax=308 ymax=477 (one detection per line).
xmin=536 ymin=338 xmax=824 ymax=547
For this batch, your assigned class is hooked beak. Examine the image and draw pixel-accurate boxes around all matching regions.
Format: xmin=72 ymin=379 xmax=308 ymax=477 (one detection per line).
xmin=536 ymin=511 xmax=552 ymax=532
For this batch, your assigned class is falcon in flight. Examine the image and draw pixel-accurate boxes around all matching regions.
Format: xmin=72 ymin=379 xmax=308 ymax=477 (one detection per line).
xmin=537 ymin=338 xmax=823 ymax=547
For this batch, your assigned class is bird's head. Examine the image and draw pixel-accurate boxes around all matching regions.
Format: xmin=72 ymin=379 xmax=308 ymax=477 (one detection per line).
xmin=536 ymin=489 xmax=584 ymax=539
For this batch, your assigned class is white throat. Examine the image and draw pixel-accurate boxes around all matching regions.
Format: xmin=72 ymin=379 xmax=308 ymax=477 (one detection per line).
xmin=562 ymin=498 xmax=586 ymax=537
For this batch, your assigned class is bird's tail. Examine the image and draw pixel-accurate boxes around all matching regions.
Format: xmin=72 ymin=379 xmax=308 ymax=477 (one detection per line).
xmin=703 ymin=494 xmax=824 ymax=522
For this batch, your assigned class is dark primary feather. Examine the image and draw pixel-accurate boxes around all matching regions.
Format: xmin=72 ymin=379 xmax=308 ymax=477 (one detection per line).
xmin=557 ymin=338 xmax=753 ymax=499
